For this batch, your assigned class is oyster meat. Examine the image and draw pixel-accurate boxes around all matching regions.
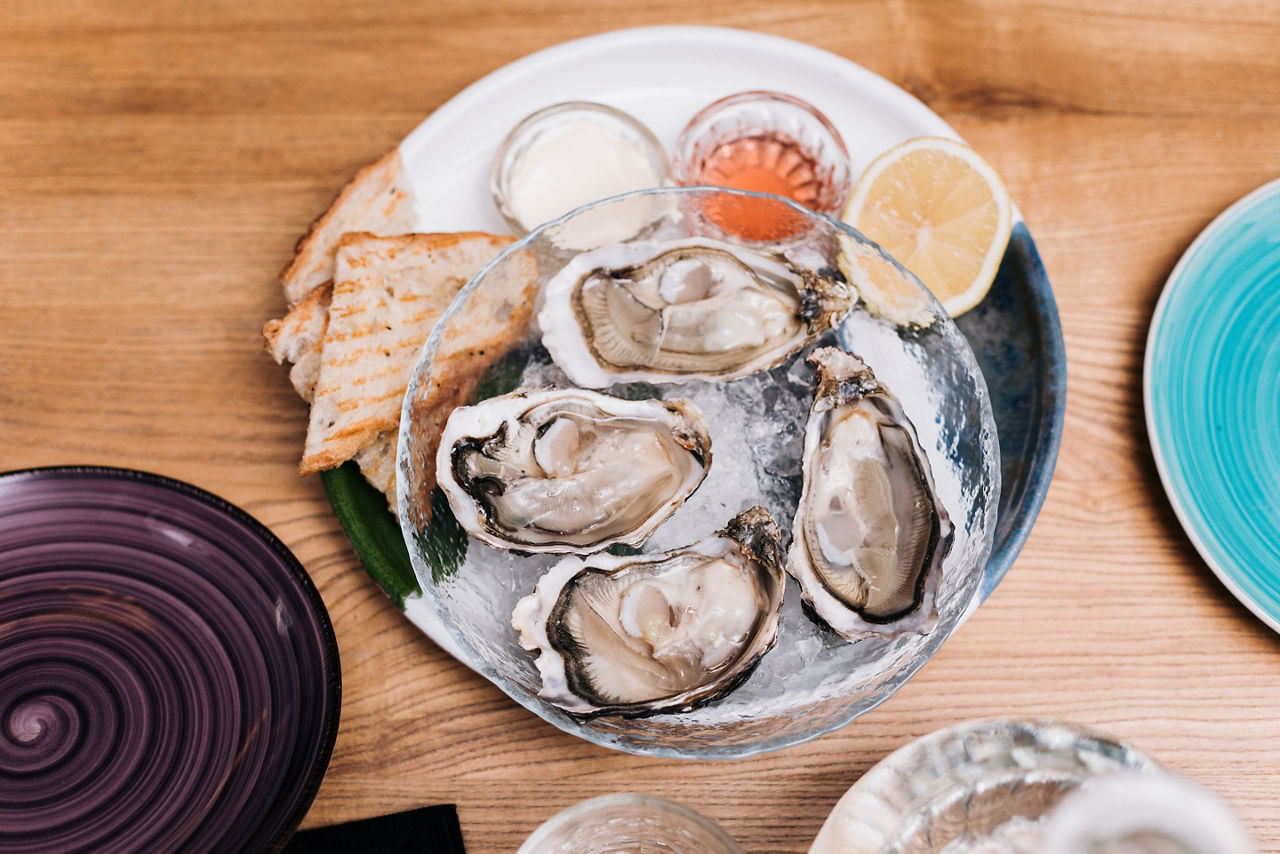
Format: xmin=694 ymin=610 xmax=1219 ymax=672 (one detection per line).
xmin=538 ymin=237 xmax=854 ymax=386
xmin=511 ymin=507 xmax=785 ymax=717
xmin=436 ymin=388 xmax=711 ymax=553
xmin=788 ymin=347 xmax=953 ymax=639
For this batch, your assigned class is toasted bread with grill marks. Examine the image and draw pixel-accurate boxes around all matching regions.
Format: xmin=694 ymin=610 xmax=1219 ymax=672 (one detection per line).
xmin=279 ymin=148 xmax=417 ymax=307
xmin=263 ymin=279 xmax=400 ymax=506
xmin=263 ymin=280 xmax=333 ymax=401
xmin=298 ymin=231 xmax=513 ymax=477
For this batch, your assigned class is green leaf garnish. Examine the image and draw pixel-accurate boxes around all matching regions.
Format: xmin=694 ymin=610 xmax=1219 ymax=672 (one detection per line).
xmin=321 ymin=463 xmax=419 ymax=609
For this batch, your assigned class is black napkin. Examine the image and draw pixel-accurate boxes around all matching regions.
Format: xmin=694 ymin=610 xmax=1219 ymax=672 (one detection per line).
xmin=284 ymin=804 xmax=465 ymax=853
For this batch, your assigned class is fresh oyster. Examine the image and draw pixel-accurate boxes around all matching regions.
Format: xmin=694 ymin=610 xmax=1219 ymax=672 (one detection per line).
xmin=511 ymin=507 xmax=785 ymax=717
xmin=788 ymin=347 xmax=953 ymax=639
xmin=538 ymin=237 xmax=854 ymax=386
xmin=436 ymin=388 xmax=711 ymax=553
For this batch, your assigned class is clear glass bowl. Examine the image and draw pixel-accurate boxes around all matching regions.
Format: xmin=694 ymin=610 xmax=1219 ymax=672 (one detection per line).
xmin=672 ymin=91 xmax=853 ymax=216
xmin=490 ymin=101 xmax=671 ymax=235
xmin=396 ymin=187 xmax=999 ymax=758
xmin=517 ymin=794 xmax=744 ymax=854
xmin=808 ymin=719 xmax=1164 ymax=854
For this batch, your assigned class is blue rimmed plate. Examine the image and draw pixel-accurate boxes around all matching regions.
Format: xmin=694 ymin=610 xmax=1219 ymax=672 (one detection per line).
xmin=322 ymin=27 xmax=1065 ymax=637
xmin=1146 ymin=177 xmax=1280 ymax=631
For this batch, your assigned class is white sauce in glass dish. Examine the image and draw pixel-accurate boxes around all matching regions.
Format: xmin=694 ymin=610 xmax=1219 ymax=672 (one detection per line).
xmin=491 ymin=102 xmax=670 ymax=235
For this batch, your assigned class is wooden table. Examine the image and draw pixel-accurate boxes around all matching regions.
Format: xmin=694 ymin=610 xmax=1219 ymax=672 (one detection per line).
xmin=5 ymin=2 xmax=1279 ymax=850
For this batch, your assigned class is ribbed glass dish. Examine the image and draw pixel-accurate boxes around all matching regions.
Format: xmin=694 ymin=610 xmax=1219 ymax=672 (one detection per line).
xmin=808 ymin=719 xmax=1163 ymax=854
xmin=396 ymin=187 xmax=999 ymax=758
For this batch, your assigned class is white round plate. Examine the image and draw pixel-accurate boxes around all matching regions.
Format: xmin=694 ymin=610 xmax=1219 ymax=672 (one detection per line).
xmin=369 ymin=26 xmax=1063 ymax=668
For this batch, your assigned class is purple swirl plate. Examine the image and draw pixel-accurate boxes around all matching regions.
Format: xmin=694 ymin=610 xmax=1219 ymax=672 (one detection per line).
xmin=0 ymin=467 xmax=340 ymax=853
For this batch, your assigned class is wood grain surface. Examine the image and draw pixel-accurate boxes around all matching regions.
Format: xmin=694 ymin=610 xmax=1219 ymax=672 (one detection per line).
xmin=4 ymin=1 xmax=1280 ymax=851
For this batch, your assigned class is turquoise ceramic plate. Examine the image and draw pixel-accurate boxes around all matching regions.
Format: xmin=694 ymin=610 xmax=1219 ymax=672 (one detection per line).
xmin=1146 ymin=177 xmax=1280 ymax=632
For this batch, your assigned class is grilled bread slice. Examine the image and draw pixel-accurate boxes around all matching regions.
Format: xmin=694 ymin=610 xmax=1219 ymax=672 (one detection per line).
xmin=263 ymin=280 xmax=333 ymax=401
xmin=299 ymin=231 xmax=513 ymax=476
xmin=279 ymin=149 xmax=417 ymax=307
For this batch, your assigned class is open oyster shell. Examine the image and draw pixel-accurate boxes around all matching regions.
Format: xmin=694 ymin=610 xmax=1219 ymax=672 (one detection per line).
xmin=789 ymin=347 xmax=953 ymax=639
xmin=436 ymin=388 xmax=711 ymax=553
xmin=511 ymin=507 xmax=785 ymax=718
xmin=538 ymin=236 xmax=853 ymax=386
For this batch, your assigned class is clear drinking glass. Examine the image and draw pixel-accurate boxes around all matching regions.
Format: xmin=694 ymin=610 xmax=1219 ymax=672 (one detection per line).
xmin=517 ymin=794 xmax=745 ymax=854
xmin=1041 ymin=773 xmax=1256 ymax=854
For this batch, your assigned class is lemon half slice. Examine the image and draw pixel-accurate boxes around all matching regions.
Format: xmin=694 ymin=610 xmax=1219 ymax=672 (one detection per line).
xmin=843 ymin=137 xmax=1012 ymax=317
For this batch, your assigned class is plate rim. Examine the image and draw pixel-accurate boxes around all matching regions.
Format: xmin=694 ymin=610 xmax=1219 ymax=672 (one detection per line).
xmin=399 ymin=24 xmax=963 ymax=167
xmin=0 ymin=463 xmax=342 ymax=851
xmin=974 ymin=223 xmax=1066 ymax=604
xmin=1143 ymin=176 xmax=1280 ymax=634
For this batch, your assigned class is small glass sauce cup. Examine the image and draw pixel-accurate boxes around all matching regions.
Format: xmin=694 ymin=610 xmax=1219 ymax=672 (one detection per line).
xmin=490 ymin=102 xmax=671 ymax=235
xmin=672 ymin=90 xmax=852 ymax=217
